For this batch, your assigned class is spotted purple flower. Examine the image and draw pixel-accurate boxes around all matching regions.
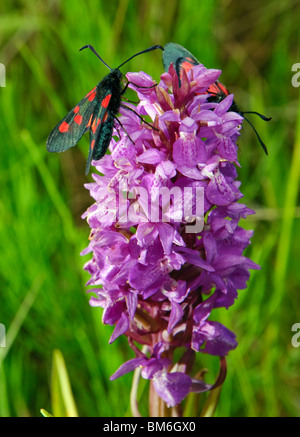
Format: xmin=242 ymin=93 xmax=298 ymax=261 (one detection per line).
xmin=81 ymin=62 xmax=260 ymax=411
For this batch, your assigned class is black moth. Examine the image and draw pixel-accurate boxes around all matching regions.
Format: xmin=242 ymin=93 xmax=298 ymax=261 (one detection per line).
xmin=162 ymin=42 xmax=271 ymax=155
xmin=47 ymin=44 xmax=163 ymax=175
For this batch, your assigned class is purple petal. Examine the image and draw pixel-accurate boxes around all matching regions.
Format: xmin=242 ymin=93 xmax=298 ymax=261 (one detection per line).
xmin=152 ymin=370 xmax=192 ymax=407
xmin=110 ymin=357 xmax=147 ymax=380
xmin=109 ymin=313 xmax=129 ymax=343
xmin=168 ymin=301 xmax=184 ymax=332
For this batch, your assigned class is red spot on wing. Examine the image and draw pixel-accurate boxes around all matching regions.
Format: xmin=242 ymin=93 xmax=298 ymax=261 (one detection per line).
xmin=181 ymin=60 xmax=194 ymax=74
xmin=102 ymin=94 xmax=111 ymax=109
xmin=74 ymin=114 xmax=83 ymax=125
xmin=103 ymin=112 xmax=108 ymax=123
xmin=207 ymin=83 xmax=220 ymax=94
xmin=86 ymin=114 xmax=93 ymax=128
xmin=207 ymin=81 xmax=229 ymax=97
xmin=216 ymin=81 xmax=229 ymax=96
xmin=91 ymin=118 xmax=101 ymax=133
xmin=59 ymin=121 xmax=69 ymax=133
xmin=74 ymin=106 xmax=80 ymax=114
xmin=91 ymin=140 xmax=95 ymax=150
xmin=88 ymin=91 xmax=97 ymax=102
xmin=85 ymin=87 xmax=97 ymax=101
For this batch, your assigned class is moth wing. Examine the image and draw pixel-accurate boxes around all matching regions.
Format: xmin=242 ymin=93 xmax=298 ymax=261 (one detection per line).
xmin=85 ymin=91 xmax=114 ymax=175
xmin=46 ymin=86 xmax=98 ymax=153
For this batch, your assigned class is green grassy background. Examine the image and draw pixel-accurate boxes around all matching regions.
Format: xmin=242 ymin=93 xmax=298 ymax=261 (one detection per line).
xmin=0 ymin=0 xmax=299 ymax=417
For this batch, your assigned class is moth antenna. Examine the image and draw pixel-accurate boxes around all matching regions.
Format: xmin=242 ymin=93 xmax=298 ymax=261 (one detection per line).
xmin=79 ymin=45 xmax=111 ymax=71
xmin=242 ymin=115 xmax=269 ymax=155
xmin=117 ymin=45 xmax=164 ymax=69
xmin=126 ymin=81 xmax=158 ymax=89
xmin=242 ymin=111 xmax=272 ymax=122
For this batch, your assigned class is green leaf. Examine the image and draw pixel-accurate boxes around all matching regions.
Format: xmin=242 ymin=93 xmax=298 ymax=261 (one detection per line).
xmin=200 ymin=386 xmax=222 ymax=417
xmin=40 ymin=408 xmax=53 ymax=417
xmin=51 ymin=349 xmax=79 ymax=417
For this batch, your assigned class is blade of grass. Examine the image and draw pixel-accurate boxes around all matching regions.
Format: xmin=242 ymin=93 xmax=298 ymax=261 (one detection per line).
xmin=21 ymin=130 xmax=78 ymax=245
xmin=0 ymin=275 xmax=44 ymax=363
xmin=260 ymin=77 xmax=300 ymax=417
xmin=51 ymin=349 xmax=79 ymax=417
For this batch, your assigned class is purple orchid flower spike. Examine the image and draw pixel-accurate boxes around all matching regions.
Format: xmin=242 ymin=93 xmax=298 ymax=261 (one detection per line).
xmin=81 ymin=59 xmax=260 ymax=416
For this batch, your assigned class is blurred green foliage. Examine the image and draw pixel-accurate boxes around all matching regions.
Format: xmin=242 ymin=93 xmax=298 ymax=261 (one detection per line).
xmin=0 ymin=0 xmax=299 ymax=417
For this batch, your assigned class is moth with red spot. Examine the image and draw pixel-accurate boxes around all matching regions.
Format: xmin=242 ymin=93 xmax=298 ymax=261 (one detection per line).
xmin=162 ymin=42 xmax=271 ymax=155
xmin=47 ymin=44 xmax=163 ymax=175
